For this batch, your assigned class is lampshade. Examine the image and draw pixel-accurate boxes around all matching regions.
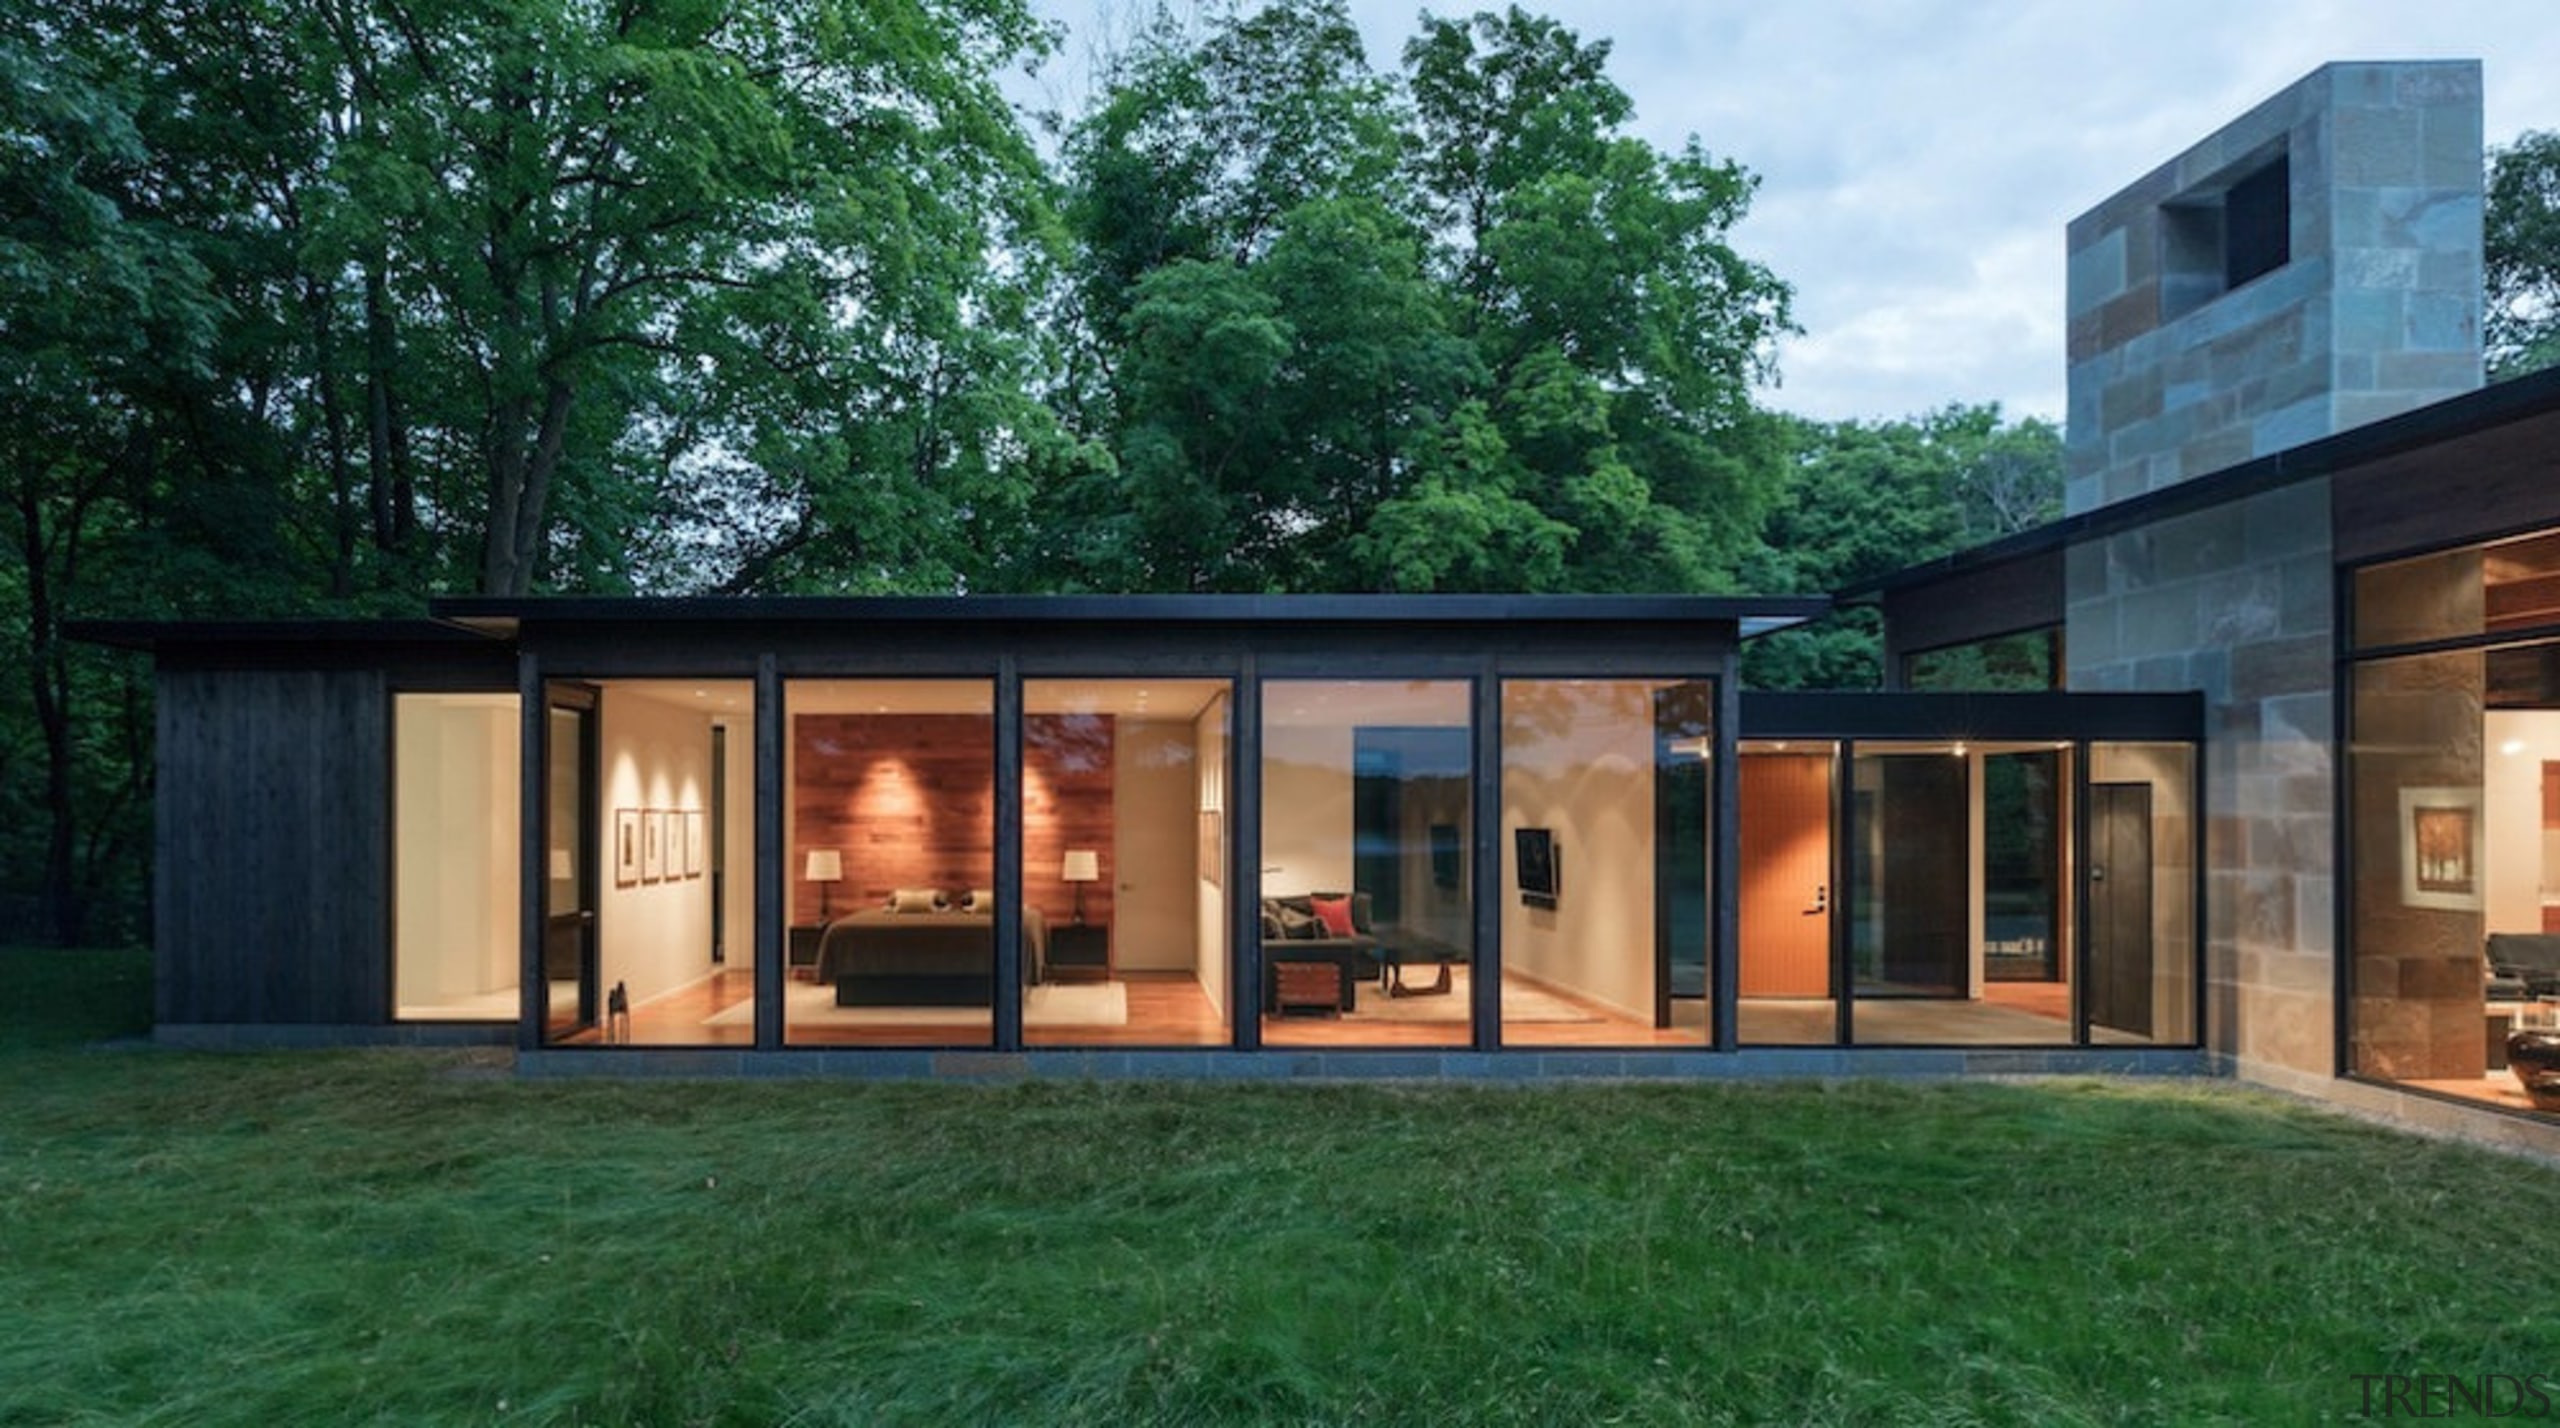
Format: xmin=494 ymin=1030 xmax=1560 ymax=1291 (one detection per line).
xmin=1061 ymin=849 xmax=1100 ymax=883
xmin=804 ymin=849 xmax=843 ymax=882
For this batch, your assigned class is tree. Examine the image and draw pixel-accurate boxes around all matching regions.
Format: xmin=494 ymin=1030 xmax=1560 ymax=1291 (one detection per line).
xmin=1741 ymin=406 xmax=2061 ymax=690
xmin=0 ymin=0 xmax=223 ymax=942
xmin=2487 ymin=129 xmax=2560 ymax=382
xmin=1389 ymin=6 xmax=1792 ymax=592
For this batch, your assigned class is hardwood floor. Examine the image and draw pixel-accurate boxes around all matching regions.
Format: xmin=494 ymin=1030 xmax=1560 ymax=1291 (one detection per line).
xmin=556 ymin=968 xmax=2102 ymax=1052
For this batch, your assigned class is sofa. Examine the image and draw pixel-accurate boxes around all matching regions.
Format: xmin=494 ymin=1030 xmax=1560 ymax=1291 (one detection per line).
xmin=2488 ymin=932 xmax=2560 ymax=1000
xmin=1259 ymin=892 xmax=1380 ymax=1013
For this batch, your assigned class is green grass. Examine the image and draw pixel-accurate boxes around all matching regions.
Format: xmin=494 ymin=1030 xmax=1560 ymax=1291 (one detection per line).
xmin=3 ymin=950 xmax=2555 ymax=1425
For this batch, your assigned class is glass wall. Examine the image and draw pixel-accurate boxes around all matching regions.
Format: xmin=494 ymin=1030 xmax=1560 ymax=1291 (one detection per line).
xmin=572 ymin=679 xmax=753 ymax=1046
xmin=2348 ymin=530 xmax=2560 ymax=1113
xmin=393 ymin=693 xmax=522 ymax=1021
xmin=1260 ymin=680 xmax=1472 ymax=1047
xmin=1500 ymin=679 xmax=1714 ymax=1046
xmin=784 ymin=679 xmax=993 ymax=1047
xmin=1023 ymin=679 xmax=1233 ymax=1048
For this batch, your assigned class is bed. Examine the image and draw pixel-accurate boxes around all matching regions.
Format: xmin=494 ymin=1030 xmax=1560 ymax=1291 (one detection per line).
xmin=815 ymin=906 xmax=1051 ymax=1006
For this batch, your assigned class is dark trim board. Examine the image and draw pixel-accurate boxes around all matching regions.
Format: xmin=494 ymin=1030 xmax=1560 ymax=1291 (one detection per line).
xmin=1742 ymin=690 xmax=2203 ymax=743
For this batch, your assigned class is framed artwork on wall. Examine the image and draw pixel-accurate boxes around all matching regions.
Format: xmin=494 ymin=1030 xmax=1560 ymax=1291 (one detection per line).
xmin=2399 ymin=786 xmax=2482 ymax=911
xmin=684 ymin=809 xmax=706 ymax=878
xmin=1515 ymin=826 xmax=1559 ymax=910
xmin=614 ymin=808 xmax=641 ymax=887
xmin=1198 ymin=809 xmax=1223 ymax=888
xmin=642 ymin=807 xmax=665 ymax=883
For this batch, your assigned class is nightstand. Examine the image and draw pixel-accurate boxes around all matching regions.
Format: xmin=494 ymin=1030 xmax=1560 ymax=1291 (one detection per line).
xmin=1048 ymin=922 xmax=1110 ymax=983
xmin=788 ymin=924 xmax=825 ymax=981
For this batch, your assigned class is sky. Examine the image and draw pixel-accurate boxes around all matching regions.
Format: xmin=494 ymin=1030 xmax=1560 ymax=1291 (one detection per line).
xmin=1025 ymin=0 xmax=2560 ymax=424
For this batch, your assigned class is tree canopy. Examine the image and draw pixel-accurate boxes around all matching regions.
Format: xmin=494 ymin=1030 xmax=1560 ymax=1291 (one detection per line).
xmin=2488 ymin=128 xmax=2560 ymax=381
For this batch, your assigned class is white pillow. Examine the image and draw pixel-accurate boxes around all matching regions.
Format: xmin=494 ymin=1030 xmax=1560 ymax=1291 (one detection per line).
xmin=890 ymin=887 xmax=942 ymax=914
xmin=961 ymin=888 xmax=996 ymax=913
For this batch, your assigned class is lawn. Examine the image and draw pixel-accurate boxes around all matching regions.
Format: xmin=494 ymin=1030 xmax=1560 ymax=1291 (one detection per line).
xmin=3 ymin=948 xmax=2553 ymax=1426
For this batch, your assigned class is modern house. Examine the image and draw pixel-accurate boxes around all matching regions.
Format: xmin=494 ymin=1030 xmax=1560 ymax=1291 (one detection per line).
xmin=73 ymin=60 xmax=2560 ymax=1150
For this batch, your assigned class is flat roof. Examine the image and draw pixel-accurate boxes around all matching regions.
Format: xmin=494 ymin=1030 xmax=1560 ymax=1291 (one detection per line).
xmin=73 ymin=594 xmax=1833 ymax=652
xmin=427 ymin=592 xmax=1830 ymax=640
xmin=1842 ymin=362 xmax=2560 ymax=601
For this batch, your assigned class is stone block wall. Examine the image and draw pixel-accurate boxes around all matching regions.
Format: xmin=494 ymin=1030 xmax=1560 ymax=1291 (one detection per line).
xmin=2064 ymin=61 xmax=2483 ymax=516
xmin=2068 ymin=482 xmax=2337 ymax=1077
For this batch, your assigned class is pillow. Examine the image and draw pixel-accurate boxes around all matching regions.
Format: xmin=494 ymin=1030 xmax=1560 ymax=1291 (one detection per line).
xmin=1260 ymin=908 xmax=1286 ymax=941
xmin=890 ymin=887 xmax=942 ymax=914
xmin=960 ymin=888 xmax=996 ymax=913
xmin=1313 ymin=890 xmax=1371 ymax=935
xmin=1309 ymin=894 xmax=1358 ymax=938
xmin=1275 ymin=905 xmax=1321 ymax=940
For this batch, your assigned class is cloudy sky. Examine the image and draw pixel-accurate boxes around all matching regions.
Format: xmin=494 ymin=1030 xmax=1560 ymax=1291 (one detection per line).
xmin=1026 ymin=1 xmax=2559 ymax=424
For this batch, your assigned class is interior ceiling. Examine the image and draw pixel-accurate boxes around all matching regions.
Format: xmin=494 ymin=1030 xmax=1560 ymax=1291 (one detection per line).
xmin=1263 ymin=680 xmax=1471 ymax=729
xmin=1740 ymin=739 xmax=2072 ymax=756
xmin=602 ymin=679 xmax=751 ymax=715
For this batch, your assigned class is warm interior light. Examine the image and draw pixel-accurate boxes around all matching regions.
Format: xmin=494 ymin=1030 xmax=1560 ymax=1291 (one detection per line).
xmin=803 ymin=848 xmax=843 ymax=919
xmin=2503 ymin=738 xmax=2529 ymax=757
xmin=1062 ymin=849 xmax=1100 ymax=924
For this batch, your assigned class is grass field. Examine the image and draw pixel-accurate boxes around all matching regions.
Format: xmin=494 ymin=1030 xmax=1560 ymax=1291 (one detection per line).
xmin=4 ymin=946 xmax=2556 ymax=1425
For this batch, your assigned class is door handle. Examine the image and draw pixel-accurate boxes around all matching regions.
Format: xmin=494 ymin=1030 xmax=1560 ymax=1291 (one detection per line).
xmin=1806 ymin=884 xmax=1828 ymax=914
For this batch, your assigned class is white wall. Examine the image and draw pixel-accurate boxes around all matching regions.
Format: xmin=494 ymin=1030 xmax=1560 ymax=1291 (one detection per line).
xmin=599 ymin=687 xmax=718 ymax=1006
xmin=1115 ymin=719 xmax=1200 ymax=972
xmin=1260 ymin=723 xmax=1355 ymax=895
xmin=2484 ymin=710 xmax=2560 ymax=936
xmin=1500 ymin=684 xmax=1656 ymax=1022
xmin=394 ymin=696 xmax=520 ymax=1013
xmin=717 ymin=717 xmax=755 ymax=973
xmin=1195 ymin=693 xmax=1230 ymax=1019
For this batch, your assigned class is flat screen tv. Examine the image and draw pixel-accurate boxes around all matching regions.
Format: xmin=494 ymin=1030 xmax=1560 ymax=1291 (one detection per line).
xmin=1515 ymin=827 xmax=1559 ymax=909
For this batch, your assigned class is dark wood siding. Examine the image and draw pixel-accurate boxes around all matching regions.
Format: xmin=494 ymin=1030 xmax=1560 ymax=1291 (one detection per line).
xmin=1879 ymin=546 xmax=2063 ymax=676
xmin=157 ymin=667 xmax=390 ymax=1024
xmin=2332 ymin=404 xmax=2560 ymax=565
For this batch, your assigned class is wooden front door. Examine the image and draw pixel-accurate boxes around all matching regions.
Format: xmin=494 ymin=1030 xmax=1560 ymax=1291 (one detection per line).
xmin=1740 ymin=753 xmax=1833 ymax=997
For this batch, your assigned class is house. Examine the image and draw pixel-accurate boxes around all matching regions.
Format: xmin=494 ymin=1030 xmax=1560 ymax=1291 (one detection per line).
xmin=72 ymin=60 xmax=2560 ymax=1150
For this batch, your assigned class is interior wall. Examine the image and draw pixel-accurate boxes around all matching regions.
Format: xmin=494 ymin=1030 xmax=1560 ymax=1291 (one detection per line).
xmin=717 ymin=717 xmax=753 ymax=971
xmin=394 ymin=697 xmax=520 ymax=1011
xmin=1501 ymin=685 xmax=1655 ymax=1020
xmin=1195 ymin=693 xmax=1230 ymax=1019
xmin=1260 ymin=723 xmax=1354 ymax=895
xmin=599 ymin=689 xmax=717 ymax=1007
xmin=1024 ymin=714 xmax=1118 ymax=928
xmin=789 ymin=713 xmax=998 ymax=920
xmin=2350 ymin=650 xmax=2488 ymax=1080
xmin=2483 ymin=710 xmax=2560 ymax=936
xmin=1113 ymin=718 xmax=1198 ymax=971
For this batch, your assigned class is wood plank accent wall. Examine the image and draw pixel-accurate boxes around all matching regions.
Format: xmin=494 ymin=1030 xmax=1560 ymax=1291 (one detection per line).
xmin=790 ymin=713 xmax=1113 ymax=926
xmin=157 ymin=667 xmax=390 ymax=1024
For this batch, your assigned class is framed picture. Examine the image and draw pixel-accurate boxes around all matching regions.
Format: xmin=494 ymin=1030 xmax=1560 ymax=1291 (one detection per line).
xmin=614 ymin=808 xmax=641 ymax=887
xmin=1198 ymin=809 xmax=1223 ymax=888
xmin=641 ymin=807 xmax=665 ymax=883
xmin=2399 ymin=786 xmax=2482 ymax=911
xmin=683 ymin=809 xmax=707 ymax=879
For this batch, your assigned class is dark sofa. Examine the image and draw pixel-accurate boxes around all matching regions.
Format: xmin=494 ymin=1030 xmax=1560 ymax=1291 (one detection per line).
xmin=2488 ymin=932 xmax=2560 ymax=1000
xmin=1259 ymin=892 xmax=1380 ymax=1012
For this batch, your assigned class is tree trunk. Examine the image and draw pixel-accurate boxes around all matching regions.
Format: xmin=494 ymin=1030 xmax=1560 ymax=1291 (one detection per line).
xmin=15 ymin=484 xmax=86 ymax=946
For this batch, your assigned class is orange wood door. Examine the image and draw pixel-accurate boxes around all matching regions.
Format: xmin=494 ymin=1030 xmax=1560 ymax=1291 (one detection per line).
xmin=1740 ymin=753 xmax=1833 ymax=997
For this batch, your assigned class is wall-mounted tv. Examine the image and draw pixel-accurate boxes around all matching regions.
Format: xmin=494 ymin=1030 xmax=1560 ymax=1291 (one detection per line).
xmin=1515 ymin=827 xmax=1559 ymax=910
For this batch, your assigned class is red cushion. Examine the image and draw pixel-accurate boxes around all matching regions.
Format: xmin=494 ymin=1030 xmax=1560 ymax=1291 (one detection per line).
xmin=1309 ymin=894 xmax=1357 ymax=938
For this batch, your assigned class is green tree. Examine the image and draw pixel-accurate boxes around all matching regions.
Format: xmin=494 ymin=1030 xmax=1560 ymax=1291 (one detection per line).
xmin=1390 ymin=6 xmax=1792 ymax=592
xmin=1742 ymin=406 xmax=2061 ymax=690
xmin=2488 ymin=129 xmax=2560 ymax=381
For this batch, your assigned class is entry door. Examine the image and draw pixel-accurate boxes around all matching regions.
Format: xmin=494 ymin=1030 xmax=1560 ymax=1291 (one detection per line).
xmin=2086 ymin=782 xmax=2154 ymax=1037
xmin=543 ymin=686 xmax=599 ymax=1041
xmin=1739 ymin=753 xmax=1833 ymax=997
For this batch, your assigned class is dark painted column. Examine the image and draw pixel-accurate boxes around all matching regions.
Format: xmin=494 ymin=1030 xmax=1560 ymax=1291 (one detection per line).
xmin=1713 ymin=656 xmax=1741 ymax=1052
xmin=1472 ymin=658 xmax=1502 ymax=1052
xmin=1232 ymin=659 xmax=1262 ymax=1051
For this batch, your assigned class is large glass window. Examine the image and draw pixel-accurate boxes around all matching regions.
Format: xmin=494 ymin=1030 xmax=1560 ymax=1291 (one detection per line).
xmin=1259 ymin=680 xmax=1472 ymax=1047
xmin=1499 ymin=679 xmax=1714 ymax=1046
xmin=784 ymin=679 xmax=994 ymax=1047
xmin=568 ymin=679 xmax=753 ymax=1047
xmin=1024 ymin=680 xmax=1233 ymax=1048
xmin=393 ymin=693 xmax=522 ymax=1021
xmin=2349 ymin=530 xmax=2560 ymax=1115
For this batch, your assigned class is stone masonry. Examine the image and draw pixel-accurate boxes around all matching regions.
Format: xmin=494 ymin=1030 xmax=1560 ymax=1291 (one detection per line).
xmin=2065 ymin=62 xmax=2485 ymax=1085
xmin=2064 ymin=62 xmax=2483 ymax=516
